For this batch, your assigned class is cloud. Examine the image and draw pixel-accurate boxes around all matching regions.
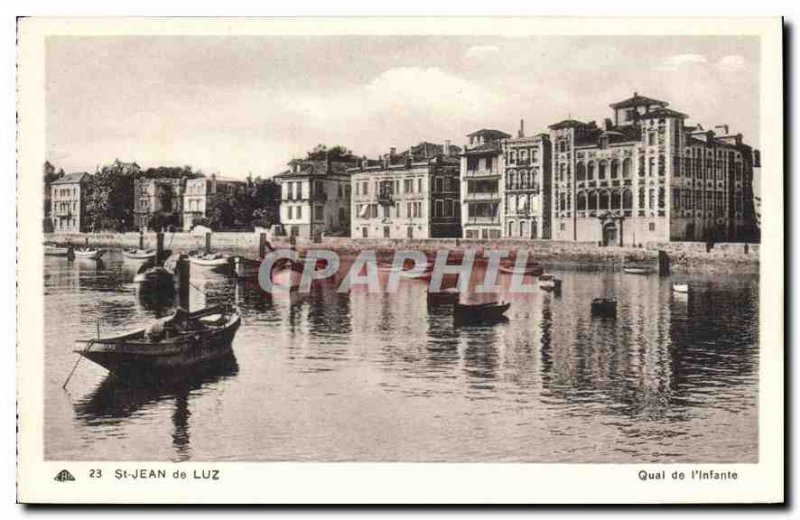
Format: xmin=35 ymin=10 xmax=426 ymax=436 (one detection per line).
xmin=654 ymin=54 xmax=708 ymax=71
xmin=464 ymin=44 xmax=500 ymax=60
xmin=716 ymin=55 xmax=747 ymax=71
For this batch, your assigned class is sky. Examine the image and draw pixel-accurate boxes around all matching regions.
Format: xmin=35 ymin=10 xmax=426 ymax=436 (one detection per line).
xmin=46 ymin=35 xmax=760 ymax=179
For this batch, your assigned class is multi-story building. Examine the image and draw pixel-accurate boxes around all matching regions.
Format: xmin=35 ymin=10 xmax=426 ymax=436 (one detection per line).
xmin=274 ymin=158 xmax=353 ymax=239
xmin=549 ymin=93 xmax=758 ymax=245
xmin=502 ymin=121 xmax=552 ymax=239
xmin=349 ymin=142 xmax=462 ymax=239
xmin=133 ymin=177 xmax=185 ymax=230
xmin=460 ymin=129 xmax=511 ymax=239
xmin=51 ymin=172 xmax=89 ymax=233
xmin=183 ymin=174 xmax=248 ymax=230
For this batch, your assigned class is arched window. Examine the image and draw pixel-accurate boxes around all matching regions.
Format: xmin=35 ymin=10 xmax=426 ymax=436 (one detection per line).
xmin=577 ymin=191 xmax=587 ymax=210
xmin=508 ymin=195 xmax=517 ymax=213
xmin=508 ymin=221 xmax=515 ymax=237
xmin=599 ymin=161 xmax=607 ymax=180
xmin=576 ymin=162 xmax=586 ymax=181
xmin=658 ymin=187 xmax=665 ymax=209
xmin=530 ymin=194 xmax=537 ymax=212
xmin=638 ymin=156 xmax=645 ymax=177
xmin=622 ymin=158 xmax=632 ymax=179
xmin=622 ymin=189 xmax=633 ymax=210
xmin=559 ymin=193 xmax=566 ymax=211
xmin=611 ymin=190 xmax=621 ymax=209
xmin=610 ymin=160 xmax=619 ymax=179
xmin=648 ymin=157 xmax=655 ymax=176
xmin=520 ymin=221 xmax=528 ymax=238
xmin=599 ymin=191 xmax=610 ymax=210
xmin=638 ymin=187 xmax=645 ymax=209
xmin=508 ymin=171 xmax=516 ymax=189
xmin=588 ymin=191 xmax=598 ymax=210
xmin=587 ymin=162 xmax=595 ymax=180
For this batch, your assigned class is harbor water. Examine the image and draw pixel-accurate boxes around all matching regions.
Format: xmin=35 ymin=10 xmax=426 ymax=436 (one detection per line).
xmin=44 ymin=251 xmax=759 ymax=462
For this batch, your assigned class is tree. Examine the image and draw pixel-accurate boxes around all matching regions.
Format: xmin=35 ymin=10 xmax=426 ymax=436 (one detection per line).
xmin=85 ymin=159 xmax=140 ymax=231
xmin=305 ymin=144 xmax=357 ymax=162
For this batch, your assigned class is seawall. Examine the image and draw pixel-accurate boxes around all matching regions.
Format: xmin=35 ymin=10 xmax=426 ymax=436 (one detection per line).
xmin=46 ymin=232 xmax=759 ymax=272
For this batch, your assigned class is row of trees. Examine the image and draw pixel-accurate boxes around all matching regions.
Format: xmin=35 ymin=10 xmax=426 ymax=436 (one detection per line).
xmin=44 ymin=144 xmax=354 ymax=232
xmin=44 ymin=159 xmax=281 ymax=232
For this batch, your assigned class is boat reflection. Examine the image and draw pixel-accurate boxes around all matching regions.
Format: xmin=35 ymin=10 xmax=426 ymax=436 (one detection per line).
xmin=74 ymin=351 xmax=239 ymax=461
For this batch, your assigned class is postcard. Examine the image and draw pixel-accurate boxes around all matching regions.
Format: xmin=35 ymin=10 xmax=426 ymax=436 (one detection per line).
xmin=16 ymin=17 xmax=784 ymax=504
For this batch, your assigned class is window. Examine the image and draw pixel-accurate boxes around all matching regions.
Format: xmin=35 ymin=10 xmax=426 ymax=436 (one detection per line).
xmin=611 ymin=160 xmax=619 ymax=179
xmin=287 ymin=206 xmax=293 ymax=219
xmin=577 ymin=192 xmax=587 ymax=210
xmin=587 ymin=162 xmax=595 ymax=180
xmin=622 ymin=158 xmax=632 ymax=179
xmin=648 ymin=157 xmax=655 ymax=176
xmin=297 ymin=205 xmax=302 ymax=219
xmin=435 ymin=200 xmax=443 ymax=217
xmin=622 ymin=189 xmax=632 ymax=210
xmin=577 ymin=162 xmax=586 ymax=181
xmin=648 ymin=132 xmax=656 ymax=146
xmin=598 ymin=162 xmax=607 ymax=180
xmin=649 ymin=222 xmax=656 ymax=231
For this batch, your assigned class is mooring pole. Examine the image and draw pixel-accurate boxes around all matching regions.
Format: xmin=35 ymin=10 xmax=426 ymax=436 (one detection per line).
xmin=259 ymin=232 xmax=267 ymax=259
xmin=139 ymin=229 xmax=144 ymax=250
xmin=658 ymin=250 xmax=670 ymax=276
xmin=177 ymin=254 xmax=190 ymax=311
xmin=156 ymin=231 xmax=165 ymax=265
xmin=205 ymin=232 xmax=212 ymax=254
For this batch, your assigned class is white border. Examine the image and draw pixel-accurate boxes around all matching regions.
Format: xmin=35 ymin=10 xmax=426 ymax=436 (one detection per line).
xmin=15 ymin=16 xmax=784 ymax=505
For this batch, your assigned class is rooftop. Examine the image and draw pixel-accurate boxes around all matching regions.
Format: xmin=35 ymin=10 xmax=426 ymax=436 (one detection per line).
xmin=610 ymin=92 xmax=669 ymax=109
xmin=467 ymin=129 xmax=512 ymax=139
xmin=52 ymin=172 xmax=88 ymax=185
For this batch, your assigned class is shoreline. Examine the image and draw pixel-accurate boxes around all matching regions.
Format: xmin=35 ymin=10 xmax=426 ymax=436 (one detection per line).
xmin=45 ymin=232 xmax=760 ymax=273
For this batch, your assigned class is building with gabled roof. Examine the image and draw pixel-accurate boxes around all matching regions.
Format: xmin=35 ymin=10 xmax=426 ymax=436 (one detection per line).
xmin=274 ymin=157 xmax=354 ymax=239
xmin=51 ymin=172 xmax=90 ymax=233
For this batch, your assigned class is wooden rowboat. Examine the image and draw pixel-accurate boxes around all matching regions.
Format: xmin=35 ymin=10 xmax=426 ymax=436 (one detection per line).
xmin=74 ymin=304 xmax=241 ymax=375
xmin=123 ymin=248 xmax=156 ymax=260
xmin=453 ymin=301 xmax=510 ymax=323
xmin=74 ymin=248 xmax=105 ymax=260
xmin=498 ymin=261 xmax=544 ymax=276
xmin=672 ymin=283 xmax=690 ymax=294
xmin=539 ymin=274 xmax=562 ymax=291
xmin=591 ymin=298 xmax=617 ymax=317
xmin=44 ymin=244 xmax=72 ymax=257
xmin=623 ymin=265 xmax=653 ymax=275
xmin=189 ymin=251 xmax=231 ymax=274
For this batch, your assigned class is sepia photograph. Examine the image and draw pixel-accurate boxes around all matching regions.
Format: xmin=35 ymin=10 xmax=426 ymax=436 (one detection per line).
xmin=16 ymin=16 xmax=784 ymax=504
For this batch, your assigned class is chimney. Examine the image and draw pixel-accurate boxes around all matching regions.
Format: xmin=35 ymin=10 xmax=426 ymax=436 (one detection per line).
xmin=211 ymin=173 xmax=217 ymax=194
xmin=604 ymin=118 xmax=613 ymax=131
xmin=445 ymin=139 xmax=451 ymax=156
xmin=390 ymin=147 xmax=397 ymax=157
xmin=518 ymin=119 xmax=525 ymax=138
xmin=714 ymin=124 xmax=730 ymax=135
xmin=361 ymin=155 xmax=367 ymax=170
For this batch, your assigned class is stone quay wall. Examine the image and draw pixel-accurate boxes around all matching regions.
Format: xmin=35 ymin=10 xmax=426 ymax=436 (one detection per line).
xmin=47 ymin=232 xmax=759 ymax=272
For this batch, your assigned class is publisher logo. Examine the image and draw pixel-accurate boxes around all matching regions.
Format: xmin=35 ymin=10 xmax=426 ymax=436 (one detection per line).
xmin=54 ymin=469 xmax=75 ymax=482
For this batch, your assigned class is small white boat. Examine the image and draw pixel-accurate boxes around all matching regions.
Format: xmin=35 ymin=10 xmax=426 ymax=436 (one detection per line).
xmin=74 ymin=248 xmax=105 ymax=260
xmin=189 ymin=252 xmax=231 ymax=274
xmin=672 ymin=283 xmax=690 ymax=294
xmin=44 ymin=246 xmax=69 ymax=257
xmin=623 ymin=265 xmax=654 ymax=275
xmin=123 ymin=248 xmax=156 ymax=260
xmin=539 ymin=274 xmax=562 ymax=291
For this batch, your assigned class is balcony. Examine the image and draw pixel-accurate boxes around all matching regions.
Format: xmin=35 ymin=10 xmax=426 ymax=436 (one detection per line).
xmin=464 ymin=216 xmax=501 ymax=225
xmin=463 ymin=191 xmax=501 ymax=201
xmin=464 ymin=169 xmax=500 ymax=178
